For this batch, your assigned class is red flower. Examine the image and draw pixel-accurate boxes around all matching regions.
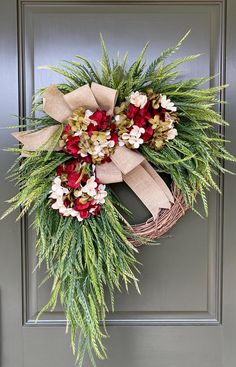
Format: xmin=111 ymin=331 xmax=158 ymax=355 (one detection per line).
xmin=90 ymin=110 xmax=110 ymax=130
xmin=74 ymin=199 xmax=90 ymax=211
xmin=80 ymin=155 xmax=92 ymax=164
xmin=62 ymin=124 xmax=72 ymax=135
xmin=140 ymin=101 xmax=155 ymax=120
xmin=110 ymin=123 xmax=117 ymax=131
xmin=64 ymin=135 xmax=80 ymax=157
xmin=81 ymin=174 xmax=89 ymax=184
xmin=142 ymin=126 xmax=154 ymax=142
xmin=101 ymin=155 xmax=111 ymax=163
xmin=64 ymin=198 xmax=71 ymax=208
xmin=87 ymin=122 xmax=98 ymax=137
xmin=64 ymin=160 xmax=78 ymax=174
xmin=133 ymin=114 xmax=147 ymax=127
xmin=79 ymin=210 xmax=90 ymax=219
xmin=91 ymin=205 xmax=101 ymax=216
xmin=110 ymin=133 xmax=119 ymax=144
xmin=67 ymin=172 xmax=81 ymax=188
xmin=56 ymin=164 xmax=64 ymax=176
xmin=126 ymin=104 xmax=139 ymax=119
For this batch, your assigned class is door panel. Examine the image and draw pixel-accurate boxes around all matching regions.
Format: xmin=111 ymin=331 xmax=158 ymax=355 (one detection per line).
xmin=1 ymin=0 xmax=236 ymax=366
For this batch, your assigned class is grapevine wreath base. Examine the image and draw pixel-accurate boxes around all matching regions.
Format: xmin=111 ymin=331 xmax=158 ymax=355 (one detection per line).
xmin=2 ymin=32 xmax=235 ymax=367
xmin=131 ymin=185 xmax=188 ymax=245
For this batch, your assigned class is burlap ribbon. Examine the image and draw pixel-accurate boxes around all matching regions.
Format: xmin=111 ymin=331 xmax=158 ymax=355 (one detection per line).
xmin=12 ymin=83 xmax=174 ymax=219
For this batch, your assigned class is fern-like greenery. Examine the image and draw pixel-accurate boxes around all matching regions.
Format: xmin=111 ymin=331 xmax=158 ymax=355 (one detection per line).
xmin=2 ymin=32 xmax=235 ymax=366
xmin=33 ymin=32 xmax=235 ymax=214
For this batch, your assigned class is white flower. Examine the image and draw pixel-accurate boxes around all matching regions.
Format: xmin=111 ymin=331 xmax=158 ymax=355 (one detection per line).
xmin=89 ymin=141 xmax=105 ymax=157
xmin=130 ymin=91 xmax=148 ymax=109
xmin=74 ymin=189 xmax=82 ymax=198
xmin=130 ymin=137 xmax=144 ymax=149
xmin=92 ymin=164 xmax=96 ymax=172
xmin=50 ymin=176 xmax=73 ymax=217
xmin=130 ymin=125 xmax=145 ymax=136
xmin=88 ymin=136 xmax=115 ymax=157
xmin=76 ymin=214 xmax=84 ymax=222
xmin=121 ymin=125 xmax=145 ymax=149
xmin=107 ymin=140 xmax=115 ymax=148
xmin=69 ymin=209 xmax=79 ymax=217
xmin=51 ymin=176 xmax=62 ymax=191
xmin=84 ymin=109 xmax=96 ymax=125
xmin=53 ymin=176 xmax=61 ymax=185
xmin=118 ymin=139 xmax=125 ymax=147
xmin=85 ymin=109 xmax=93 ymax=118
xmin=166 ymin=128 xmax=178 ymax=141
xmin=82 ymin=176 xmax=98 ymax=197
xmin=74 ymin=130 xmax=82 ymax=137
xmin=60 ymin=206 xmax=83 ymax=221
xmin=49 ymin=191 xmax=59 ymax=200
xmin=51 ymin=197 xmax=64 ymax=210
xmin=159 ymin=94 xmax=177 ymax=112
xmin=50 ymin=177 xmax=69 ymax=197
xmin=94 ymin=184 xmax=108 ymax=204
xmin=58 ymin=206 xmax=70 ymax=216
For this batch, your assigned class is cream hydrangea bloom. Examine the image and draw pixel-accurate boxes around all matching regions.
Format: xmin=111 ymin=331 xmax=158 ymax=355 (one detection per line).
xmin=94 ymin=184 xmax=108 ymax=204
xmin=81 ymin=176 xmax=98 ymax=197
xmin=49 ymin=177 xmax=84 ymax=221
xmin=130 ymin=91 xmax=148 ymax=109
xmin=166 ymin=128 xmax=178 ymax=141
xmin=159 ymin=94 xmax=177 ymax=112
xmin=120 ymin=125 xmax=145 ymax=149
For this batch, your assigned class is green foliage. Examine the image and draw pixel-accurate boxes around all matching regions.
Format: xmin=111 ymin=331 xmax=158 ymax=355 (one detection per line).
xmin=35 ymin=196 xmax=140 ymax=366
xmin=2 ymin=151 xmax=142 ymax=366
xmin=32 ymin=31 xmax=235 ymax=215
xmin=3 ymin=32 xmax=236 ymax=366
xmin=2 ymin=152 xmax=71 ymax=219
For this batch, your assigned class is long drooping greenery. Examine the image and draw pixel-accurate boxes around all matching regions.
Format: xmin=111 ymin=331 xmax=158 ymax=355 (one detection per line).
xmin=2 ymin=151 xmax=141 ymax=366
xmin=35 ymin=193 xmax=140 ymax=366
xmin=2 ymin=32 xmax=235 ymax=366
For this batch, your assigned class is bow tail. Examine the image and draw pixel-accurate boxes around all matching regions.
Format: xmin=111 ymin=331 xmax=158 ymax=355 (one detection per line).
xmin=96 ymin=146 xmax=174 ymax=219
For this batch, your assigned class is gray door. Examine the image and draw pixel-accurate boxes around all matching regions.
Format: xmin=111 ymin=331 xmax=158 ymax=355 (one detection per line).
xmin=1 ymin=0 xmax=236 ymax=366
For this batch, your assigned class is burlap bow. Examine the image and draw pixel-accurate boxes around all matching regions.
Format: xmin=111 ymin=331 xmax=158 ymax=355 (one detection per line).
xmin=12 ymin=83 xmax=174 ymax=219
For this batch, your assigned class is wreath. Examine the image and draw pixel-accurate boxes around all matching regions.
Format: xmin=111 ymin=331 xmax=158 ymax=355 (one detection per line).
xmin=2 ymin=33 xmax=235 ymax=366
